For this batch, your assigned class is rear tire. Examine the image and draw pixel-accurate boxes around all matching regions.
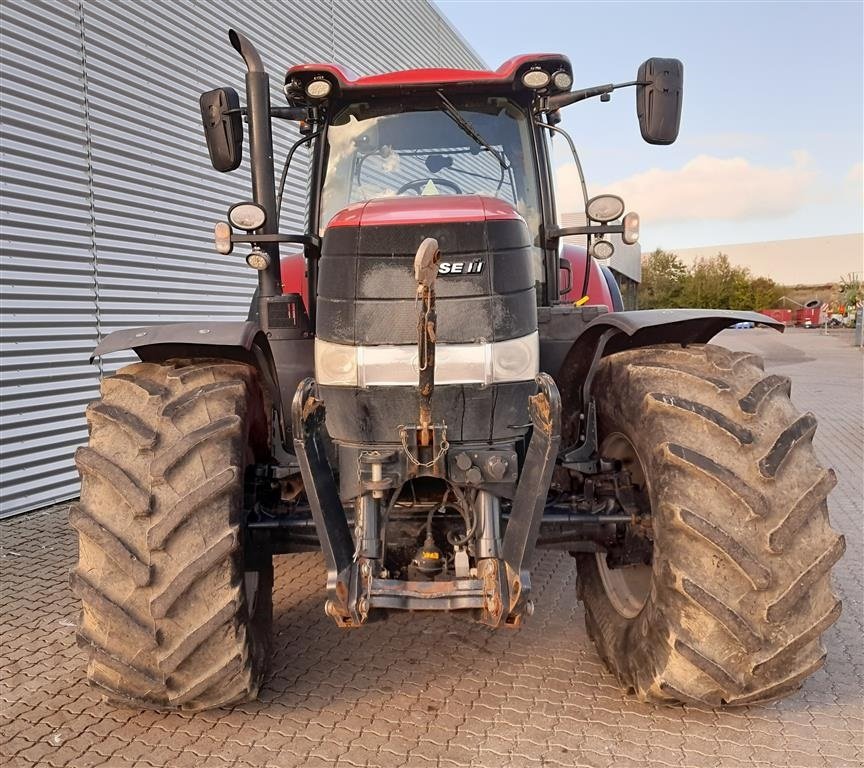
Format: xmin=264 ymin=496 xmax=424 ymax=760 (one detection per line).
xmin=72 ymin=359 xmax=273 ymax=710
xmin=576 ymin=343 xmax=844 ymax=706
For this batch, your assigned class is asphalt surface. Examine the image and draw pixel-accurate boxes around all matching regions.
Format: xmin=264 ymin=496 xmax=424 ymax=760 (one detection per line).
xmin=1 ymin=327 xmax=862 ymax=768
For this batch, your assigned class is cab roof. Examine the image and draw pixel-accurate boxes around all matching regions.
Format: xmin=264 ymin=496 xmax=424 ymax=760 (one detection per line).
xmin=283 ymin=53 xmax=573 ymax=105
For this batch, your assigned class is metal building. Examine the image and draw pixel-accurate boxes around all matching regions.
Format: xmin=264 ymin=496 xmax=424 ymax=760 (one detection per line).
xmin=0 ymin=0 xmax=482 ymax=517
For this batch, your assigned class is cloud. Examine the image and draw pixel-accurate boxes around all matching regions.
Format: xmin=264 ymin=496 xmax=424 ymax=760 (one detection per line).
xmin=557 ymin=152 xmax=819 ymax=224
xmin=683 ymin=132 xmax=770 ymax=152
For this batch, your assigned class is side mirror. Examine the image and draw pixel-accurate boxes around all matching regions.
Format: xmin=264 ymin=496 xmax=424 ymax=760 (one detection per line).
xmin=636 ymin=58 xmax=683 ymax=145
xmin=199 ymin=87 xmax=243 ymax=171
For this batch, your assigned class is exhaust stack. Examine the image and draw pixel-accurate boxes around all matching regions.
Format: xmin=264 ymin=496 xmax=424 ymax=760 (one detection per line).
xmin=229 ymin=30 xmax=281 ymax=303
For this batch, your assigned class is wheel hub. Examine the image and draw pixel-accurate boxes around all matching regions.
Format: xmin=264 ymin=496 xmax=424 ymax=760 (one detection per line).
xmin=597 ymin=432 xmax=652 ymax=619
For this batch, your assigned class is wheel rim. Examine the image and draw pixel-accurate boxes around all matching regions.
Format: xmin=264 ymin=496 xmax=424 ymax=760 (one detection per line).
xmin=596 ymin=432 xmax=652 ymax=619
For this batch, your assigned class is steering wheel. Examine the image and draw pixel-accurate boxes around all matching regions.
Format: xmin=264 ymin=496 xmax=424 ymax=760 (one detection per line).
xmin=396 ymin=177 xmax=463 ymax=195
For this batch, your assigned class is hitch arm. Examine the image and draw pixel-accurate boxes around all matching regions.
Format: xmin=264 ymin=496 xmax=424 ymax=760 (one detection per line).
xmin=500 ymin=373 xmax=562 ymax=614
xmin=291 ymin=378 xmax=355 ymax=621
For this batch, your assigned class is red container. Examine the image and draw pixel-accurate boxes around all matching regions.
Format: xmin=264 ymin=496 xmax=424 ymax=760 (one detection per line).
xmin=759 ymin=308 xmax=794 ymax=326
xmin=795 ymin=308 xmax=821 ymax=327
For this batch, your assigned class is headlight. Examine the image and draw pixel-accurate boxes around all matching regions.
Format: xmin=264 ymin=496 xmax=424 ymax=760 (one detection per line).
xmin=214 ymin=221 xmax=232 ymax=255
xmin=228 ymin=202 xmax=266 ymax=231
xmin=622 ymin=212 xmax=640 ymax=244
xmin=522 ymin=69 xmax=550 ymax=89
xmin=586 ymin=194 xmax=625 ymax=222
xmin=491 ymin=333 xmax=539 ymax=383
xmin=315 ymin=334 xmax=539 ymax=388
xmin=590 ymin=239 xmax=615 ymax=260
xmin=315 ymin=338 xmax=358 ymax=386
xmin=305 ymin=78 xmax=332 ymax=99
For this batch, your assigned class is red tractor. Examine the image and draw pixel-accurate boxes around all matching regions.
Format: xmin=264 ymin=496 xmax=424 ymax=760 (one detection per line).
xmin=72 ymin=30 xmax=844 ymax=710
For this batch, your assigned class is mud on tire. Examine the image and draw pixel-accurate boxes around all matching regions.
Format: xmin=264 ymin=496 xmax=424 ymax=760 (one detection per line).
xmin=71 ymin=359 xmax=273 ymax=710
xmin=576 ymin=343 xmax=845 ymax=706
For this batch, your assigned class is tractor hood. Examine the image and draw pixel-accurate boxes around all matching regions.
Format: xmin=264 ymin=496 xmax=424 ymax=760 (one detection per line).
xmin=315 ymin=194 xmax=539 ymax=446
xmin=325 ymin=194 xmax=526 ymax=229
xmin=317 ymin=194 xmax=537 ymax=347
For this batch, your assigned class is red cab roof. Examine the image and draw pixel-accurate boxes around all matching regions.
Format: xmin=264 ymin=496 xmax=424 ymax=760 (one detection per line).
xmin=284 ymin=53 xmax=572 ymax=103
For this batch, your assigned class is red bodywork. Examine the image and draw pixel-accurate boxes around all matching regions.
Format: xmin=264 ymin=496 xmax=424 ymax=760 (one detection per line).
xmin=280 ymin=252 xmax=307 ymax=307
xmin=281 ymin=196 xmax=524 ymax=308
xmin=326 ymin=195 xmax=523 ymax=228
xmin=285 ymin=53 xmax=572 ymax=94
xmin=558 ymin=244 xmax=617 ymax=311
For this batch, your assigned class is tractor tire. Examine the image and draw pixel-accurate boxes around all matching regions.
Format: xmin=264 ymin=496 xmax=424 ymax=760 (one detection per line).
xmin=575 ymin=343 xmax=844 ymax=706
xmin=71 ymin=359 xmax=273 ymax=710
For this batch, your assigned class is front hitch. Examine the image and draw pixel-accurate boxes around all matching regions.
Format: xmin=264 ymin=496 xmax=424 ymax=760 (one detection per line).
xmin=414 ymin=237 xmax=440 ymax=447
xmin=497 ymin=372 xmax=562 ymax=625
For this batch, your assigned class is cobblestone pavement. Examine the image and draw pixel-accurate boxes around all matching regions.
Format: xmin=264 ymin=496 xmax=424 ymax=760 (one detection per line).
xmin=2 ymin=328 xmax=862 ymax=768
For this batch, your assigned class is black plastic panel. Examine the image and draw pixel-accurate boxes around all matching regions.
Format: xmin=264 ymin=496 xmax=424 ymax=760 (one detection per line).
xmin=319 ymin=381 xmax=535 ymax=444
xmin=318 ymin=218 xmax=537 ymax=344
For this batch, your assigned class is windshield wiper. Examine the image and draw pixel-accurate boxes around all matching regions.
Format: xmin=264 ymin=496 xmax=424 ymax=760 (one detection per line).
xmin=436 ymin=91 xmax=509 ymax=171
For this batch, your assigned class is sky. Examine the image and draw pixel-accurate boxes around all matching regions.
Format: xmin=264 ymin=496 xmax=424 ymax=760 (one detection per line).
xmin=437 ymin=0 xmax=864 ymax=252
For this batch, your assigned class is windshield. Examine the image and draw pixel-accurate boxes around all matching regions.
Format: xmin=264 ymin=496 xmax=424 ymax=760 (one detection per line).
xmin=320 ymin=97 xmax=543 ymax=277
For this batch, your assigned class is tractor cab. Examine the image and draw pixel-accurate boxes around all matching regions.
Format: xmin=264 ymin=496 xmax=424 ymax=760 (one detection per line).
xmin=281 ymin=53 xmax=650 ymax=310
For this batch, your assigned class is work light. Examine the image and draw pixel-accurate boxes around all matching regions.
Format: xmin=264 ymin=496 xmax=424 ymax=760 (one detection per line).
xmin=552 ymin=70 xmax=572 ymax=90
xmin=306 ymin=78 xmax=332 ymax=99
xmin=590 ymin=239 xmax=615 ymax=260
xmin=228 ymin=202 xmax=266 ymax=231
xmin=522 ymin=69 xmax=550 ymax=89
xmin=586 ymin=195 xmax=625 ymax=223
xmin=246 ymin=248 xmax=271 ymax=271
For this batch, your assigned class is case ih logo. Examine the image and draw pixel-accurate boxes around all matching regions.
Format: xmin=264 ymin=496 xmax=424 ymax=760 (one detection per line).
xmin=438 ymin=260 xmax=484 ymax=275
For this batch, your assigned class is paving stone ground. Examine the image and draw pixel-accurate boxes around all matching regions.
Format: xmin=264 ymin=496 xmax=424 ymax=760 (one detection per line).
xmin=2 ymin=328 xmax=862 ymax=768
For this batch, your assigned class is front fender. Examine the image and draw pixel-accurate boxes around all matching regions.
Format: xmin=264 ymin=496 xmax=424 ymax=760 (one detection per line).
xmin=92 ymin=320 xmax=283 ymax=438
xmin=582 ymin=308 xmax=783 ymax=355
xmin=555 ymin=308 xmax=784 ymax=443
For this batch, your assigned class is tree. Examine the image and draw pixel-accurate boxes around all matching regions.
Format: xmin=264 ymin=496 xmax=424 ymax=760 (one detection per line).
xmin=639 ymin=250 xmax=782 ymax=310
xmin=747 ymin=276 xmax=783 ymax=310
xmin=639 ymin=249 xmax=687 ymax=309
xmin=839 ymin=273 xmax=862 ymax=306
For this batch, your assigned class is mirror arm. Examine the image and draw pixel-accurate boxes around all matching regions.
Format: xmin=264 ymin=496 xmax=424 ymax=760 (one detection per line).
xmin=548 ymin=223 xmax=624 ymax=242
xmin=230 ymin=233 xmax=320 ymax=247
xmin=539 ymin=80 xmax=644 ymax=112
xmin=271 ymin=107 xmax=308 ymax=120
xmin=555 ymin=224 xmax=626 ymax=236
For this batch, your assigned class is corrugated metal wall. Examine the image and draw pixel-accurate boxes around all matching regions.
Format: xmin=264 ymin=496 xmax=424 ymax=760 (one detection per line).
xmin=0 ymin=0 xmax=482 ymax=517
